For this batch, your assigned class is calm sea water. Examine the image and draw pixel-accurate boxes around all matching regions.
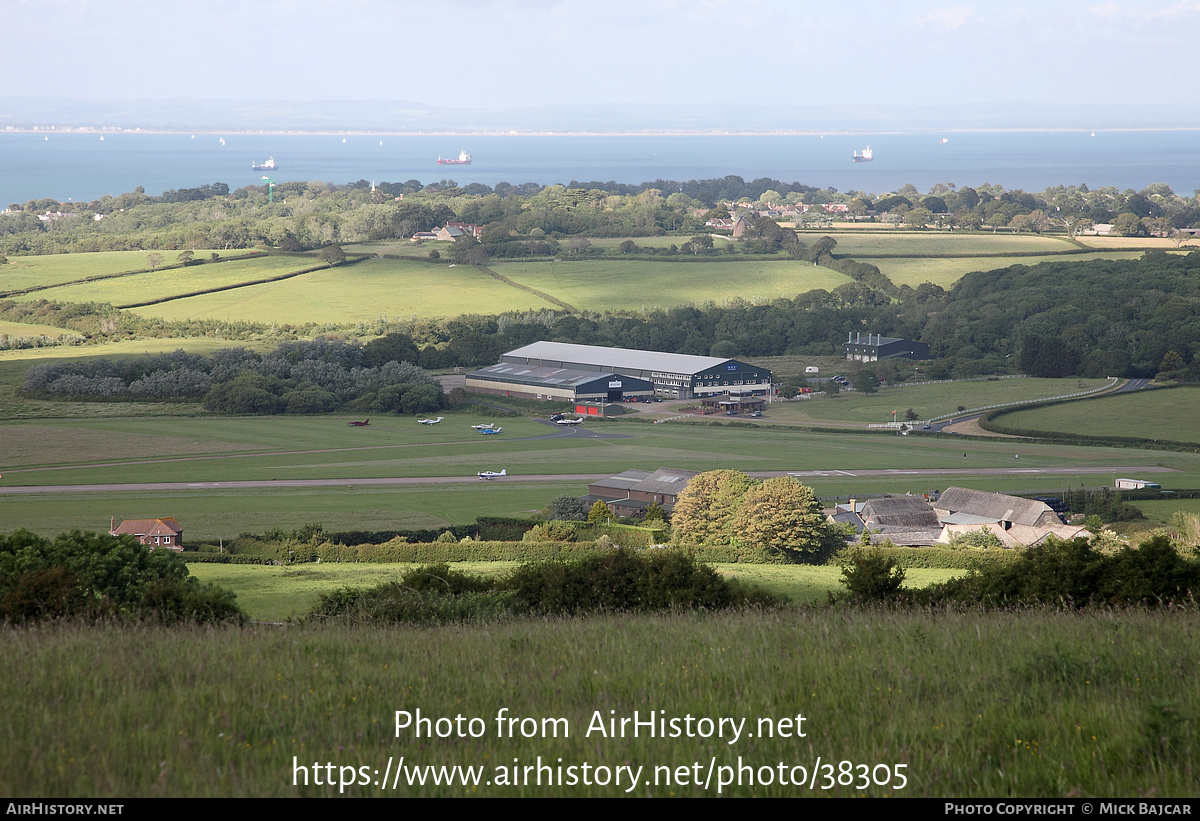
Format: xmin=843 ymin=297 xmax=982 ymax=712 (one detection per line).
xmin=2 ymin=130 xmax=1197 ymax=206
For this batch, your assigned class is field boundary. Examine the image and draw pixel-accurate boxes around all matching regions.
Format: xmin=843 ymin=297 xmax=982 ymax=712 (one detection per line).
xmin=0 ymin=251 xmax=268 ymax=299
xmin=113 ymin=255 xmax=369 ymax=309
xmin=478 ymin=265 xmax=578 ymax=312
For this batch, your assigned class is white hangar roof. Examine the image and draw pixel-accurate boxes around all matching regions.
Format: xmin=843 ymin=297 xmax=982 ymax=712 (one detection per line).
xmin=502 ymin=341 xmax=731 ymax=376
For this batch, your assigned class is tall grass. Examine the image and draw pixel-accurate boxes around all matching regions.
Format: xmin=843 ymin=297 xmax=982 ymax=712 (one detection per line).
xmin=3 ymin=608 xmax=1197 ymax=797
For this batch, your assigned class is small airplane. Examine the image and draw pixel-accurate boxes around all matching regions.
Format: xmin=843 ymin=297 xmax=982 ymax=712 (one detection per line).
xmin=347 ymin=419 xmax=370 ymax=427
xmin=418 ymin=417 xmax=444 ymax=425
xmin=470 ymin=423 xmax=497 ymax=430
xmin=555 ymin=417 xmax=584 ymax=426
xmin=477 ymin=469 xmax=506 ymax=480
xmin=478 ymin=426 xmax=502 ymax=435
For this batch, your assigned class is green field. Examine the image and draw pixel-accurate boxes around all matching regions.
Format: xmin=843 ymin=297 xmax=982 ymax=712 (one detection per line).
xmin=130 ymin=257 xmax=553 ymax=323
xmin=186 ymin=561 xmax=966 ymax=622
xmin=873 ymin=251 xmax=1151 ymax=288
xmin=6 ymin=610 xmax=1198 ymax=796
xmin=2 ymin=250 xmax=220 ymax=293
xmin=0 ymin=320 xmax=76 ymax=338
xmin=492 ymin=259 xmax=851 ymax=312
xmin=14 ymin=256 xmax=308 ymax=307
xmin=765 ymin=377 xmax=1114 ymax=424
xmin=818 ymin=231 xmax=1075 ymax=256
xmin=4 ymin=399 xmax=1200 ymax=539
xmin=996 ymin=387 xmax=1200 ymax=444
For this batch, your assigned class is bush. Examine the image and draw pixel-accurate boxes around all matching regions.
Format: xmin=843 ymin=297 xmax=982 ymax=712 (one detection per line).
xmin=0 ymin=529 xmax=244 ymax=624
xmin=833 ymin=549 xmax=907 ymax=604
xmin=502 ymin=548 xmax=781 ymax=615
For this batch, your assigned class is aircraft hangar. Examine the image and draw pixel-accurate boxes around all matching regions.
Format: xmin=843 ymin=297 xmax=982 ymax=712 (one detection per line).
xmin=497 ymin=341 xmax=773 ymax=399
xmin=464 ymin=363 xmax=655 ymax=403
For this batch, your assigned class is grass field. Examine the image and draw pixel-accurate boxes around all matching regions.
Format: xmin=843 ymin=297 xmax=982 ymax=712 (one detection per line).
xmin=5 ymin=610 xmax=1198 ymax=797
xmin=1075 ymin=236 xmax=1188 ymax=249
xmin=819 ymin=232 xmax=1075 ymax=256
xmin=492 ymin=259 xmax=851 ymax=312
xmin=996 ymin=387 xmax=1200 ymax=445
xmin=185 ymin=561 xmax=967 ymax=622
xmin=873 ymin=251 xmax=1151 ymax=288
xmin=764 ymin=377 xmax=1114 ymax=424
xmin=0 ymin=320 xmax=76 ymax=338
xmin=4 ymin=400 xmax=1200 ymax=539
xmin=130 ymin=257 xmax=553 ymax=323
xmin=14 ymin=256 xmax=308 ymax=307
xmin=1 ymin=250 xmax=218 ymax=293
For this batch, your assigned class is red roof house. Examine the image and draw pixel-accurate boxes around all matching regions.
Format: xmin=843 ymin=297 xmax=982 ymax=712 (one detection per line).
xmin=110 ymin=517 xmax=184 ymax=551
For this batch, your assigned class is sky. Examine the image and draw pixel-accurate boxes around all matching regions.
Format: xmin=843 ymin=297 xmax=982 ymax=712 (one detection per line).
xmin=6 ymin=0 xmax=1199 ymax=109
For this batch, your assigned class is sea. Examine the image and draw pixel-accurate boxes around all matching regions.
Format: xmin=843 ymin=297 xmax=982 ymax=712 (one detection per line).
xmin=2 ymin=130 xmax=1198 ymax=206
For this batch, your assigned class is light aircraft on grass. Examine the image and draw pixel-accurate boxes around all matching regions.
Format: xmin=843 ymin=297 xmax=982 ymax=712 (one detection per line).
xmin=418 ymin=417 xmax=444 ymax=425
xmin=347 ymin=419 xmax=370 ymax=427
xmin=470 ymin=423 xmax=497 ymax=430
xmin=478 ymin=427 xmax=502 ymax=435
xmin=477 ymin=469 xmax=506 ymax=480
xmin=555 ymin=417 xmax=584 ymax=425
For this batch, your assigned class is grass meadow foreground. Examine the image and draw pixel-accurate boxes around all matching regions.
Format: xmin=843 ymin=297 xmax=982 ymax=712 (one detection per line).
xmin=3 ymin=609 xmax=1197 ymax=797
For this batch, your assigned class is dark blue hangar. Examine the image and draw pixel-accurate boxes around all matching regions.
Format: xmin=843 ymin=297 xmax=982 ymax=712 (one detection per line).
xmin=474 ymin=341 xmax=773 ymax=400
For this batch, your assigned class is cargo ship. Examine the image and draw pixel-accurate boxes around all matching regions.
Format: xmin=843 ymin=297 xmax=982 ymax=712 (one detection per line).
xmin=852 ymin=146 xmax=873 ymax=163
xmin=437 ymin=150 xmax=472 ymax=165
xmin=252 ymin=157 xmax=278 ymax=170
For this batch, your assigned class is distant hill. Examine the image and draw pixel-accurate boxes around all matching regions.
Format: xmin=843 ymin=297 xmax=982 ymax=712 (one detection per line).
xmin=3 ymin=98 xmax=1200 ymax=134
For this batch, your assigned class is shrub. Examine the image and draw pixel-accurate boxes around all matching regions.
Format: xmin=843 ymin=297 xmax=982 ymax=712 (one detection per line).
xmin=501 ymin=548 xmax=781 ymax=615
xmin=0 ymin=529 xmax=244 ymax=624
xmin=833 ymin=549 xmax=907 ymax=604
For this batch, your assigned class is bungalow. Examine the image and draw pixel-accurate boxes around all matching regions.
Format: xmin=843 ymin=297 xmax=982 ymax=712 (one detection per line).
xmin=110 ymin=517 xmax=184 ymax=551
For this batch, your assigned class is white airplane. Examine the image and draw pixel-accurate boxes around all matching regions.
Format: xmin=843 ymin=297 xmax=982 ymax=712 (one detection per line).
xmin=477 ymin=469 xmax=506 ymax=480
xmin=478 ymin=426 xmax=502 ymax=435
xmin=555 ymin=417 xmax=584 ymax=425
xmin=470 ymin=423 xmax=496 ymax=430
xmin=418 ymin=417 xmax=444 ymax=425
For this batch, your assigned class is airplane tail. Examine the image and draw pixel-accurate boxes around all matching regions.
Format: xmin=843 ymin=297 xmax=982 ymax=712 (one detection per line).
xmin=499 ymin=470 xmax=506 ymax=476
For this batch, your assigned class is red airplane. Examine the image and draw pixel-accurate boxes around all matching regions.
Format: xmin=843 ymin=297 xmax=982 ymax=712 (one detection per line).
xmin=347 ymin=419 xmax=370 ymax=427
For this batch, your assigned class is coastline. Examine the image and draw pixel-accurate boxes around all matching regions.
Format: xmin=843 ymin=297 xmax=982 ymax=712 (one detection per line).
xmin=7 ymin=127 xmax=1200 ymax=137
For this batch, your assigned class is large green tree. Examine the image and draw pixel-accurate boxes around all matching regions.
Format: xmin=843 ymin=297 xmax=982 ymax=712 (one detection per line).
xmin=670 ymin=469 xmax=756 ymax=546
xmin=731 ymin=476 xmax=837 ymax=561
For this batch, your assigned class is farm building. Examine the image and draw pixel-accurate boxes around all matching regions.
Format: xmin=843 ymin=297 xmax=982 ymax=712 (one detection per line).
xmin=931 ymin=486 xmax=1087 ymax=546
xmin=842 ymin=333 xmax=931 ymax=362
xmin=464 ymin=364 xmax=655 ymax=403
xmin=828 ymin=489 xmax=1088 ymax=547
xmin=499 ymin=341 xmax=772 ymax=399
xmin=1116 ymin=478 xmax=1161 ymax=490
xmin=582 ymin=467 xmax=698 ymax=518
xmin=110 ymin=517 xmax=183 ymax=551
xmin=827 ymin=496 xmax=943 ymax=546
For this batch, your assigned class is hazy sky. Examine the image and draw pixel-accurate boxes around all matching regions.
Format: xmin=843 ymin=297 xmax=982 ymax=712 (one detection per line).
xmin=7 ymin=0 xmax=1197 ymax=108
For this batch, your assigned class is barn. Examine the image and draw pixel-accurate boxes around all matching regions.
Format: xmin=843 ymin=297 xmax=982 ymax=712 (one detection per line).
xmin=498 ymin=341 xmax=772 ymax=399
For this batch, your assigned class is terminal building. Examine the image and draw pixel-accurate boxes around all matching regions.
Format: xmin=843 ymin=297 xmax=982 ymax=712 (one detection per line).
xmin=843 ymin=332 xmax=932 ymax=362
xmin=496 ymin=341 xmax=772 ymax=399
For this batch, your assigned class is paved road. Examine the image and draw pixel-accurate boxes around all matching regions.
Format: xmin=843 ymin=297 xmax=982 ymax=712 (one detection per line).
xmin=0 ymin=465 xmax=1175 ymax=496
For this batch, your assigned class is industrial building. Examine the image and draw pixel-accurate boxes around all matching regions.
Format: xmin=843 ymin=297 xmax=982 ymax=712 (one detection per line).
xmin=464 ymin=363 xmax=655 ymax=403
xmin=498 ymin=341 xmax=772 ymax=399
xmin=843 ymin=333 xmax=931 ymax=362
